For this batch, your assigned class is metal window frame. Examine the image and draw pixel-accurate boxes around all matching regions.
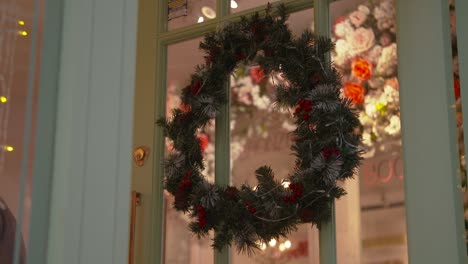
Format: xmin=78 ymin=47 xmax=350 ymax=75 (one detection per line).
xmin=152 ymin=1 xmax=336 ymax=264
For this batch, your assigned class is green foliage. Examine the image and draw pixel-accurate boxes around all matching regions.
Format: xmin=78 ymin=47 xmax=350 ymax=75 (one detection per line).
xmin=156 ymin=4 xmax=362 ymax=253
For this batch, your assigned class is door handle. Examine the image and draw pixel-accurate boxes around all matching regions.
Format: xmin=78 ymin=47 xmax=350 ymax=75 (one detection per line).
xmin=129 ymin=191 xmax=141 ymax=264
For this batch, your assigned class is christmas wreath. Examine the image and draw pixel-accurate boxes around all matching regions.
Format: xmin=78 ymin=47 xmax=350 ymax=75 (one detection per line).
xmin=158 ymin=5 xmax=362 ymax=253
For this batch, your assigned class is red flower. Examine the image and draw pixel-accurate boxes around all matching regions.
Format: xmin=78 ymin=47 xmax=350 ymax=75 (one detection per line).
xmin=198 ymin=205 xmax=207 ymax=228
xmin=310 ymin=72 xmax=321 ymax=86
xmin=250 ymin=66 xmax=265 ymax=84
xmin=351 ymin=58 xmax=372 ymax=80
xmin=190 ymin=81 xmax=201 ymax=95
xmin=343 ymin=82 xmax=365 ymax=105
xmin=179 ymin=103 xmax=192 ymax=113
xmin=178 ymin=169 xmax=193 ymax=189
xmin=236 ymin=52 xmax=245 ymax=61
xmin=454 ymin=78 xmax=461 ymax=100
xmin=198 ymin=133 xmax=209 ymax=152
xmin=322 ymin=148 xmax=340 ymax=160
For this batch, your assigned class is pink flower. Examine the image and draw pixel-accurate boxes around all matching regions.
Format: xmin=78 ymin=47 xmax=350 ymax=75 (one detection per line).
xmin=334 ymin=20 xmax=354 ymax=38
xmin=349 ymin=11 xmax=367 ymax=27
xmin=347 ymin=28 xmax=375 ymax=55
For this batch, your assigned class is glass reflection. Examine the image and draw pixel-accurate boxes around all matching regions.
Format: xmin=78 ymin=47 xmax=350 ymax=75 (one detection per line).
xmin=0 ymin=0 xmax=42 ymax=263
xmin=165 ymin=38 xmax=214 ymax=264
xmin=230 ymin=9 xmax=319 ymax=264
xmin=331 ymin=0 xmax=407 ymax=263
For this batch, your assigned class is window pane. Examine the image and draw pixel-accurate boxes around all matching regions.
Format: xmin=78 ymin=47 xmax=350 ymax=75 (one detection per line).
xmin=230 ymin=8 xmax=320 ymax=264
xmin=168 ymin=0 xmax=216 ymax=31
xmin=330 ymin=0 xmax=408 ymax=263
xmin=0 ymin=0 xmax=43 ymax=263
xmin=230 ymin=0 xmax=279 ymax=13
xmin=165 ymin=38 xmax=214 ymax=264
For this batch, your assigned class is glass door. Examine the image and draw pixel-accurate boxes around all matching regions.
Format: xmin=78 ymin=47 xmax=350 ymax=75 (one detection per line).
xmin=128 ymin=0 xmax=432 ymax=264
xmin=0 ymin=0 xmax=57 ymax=263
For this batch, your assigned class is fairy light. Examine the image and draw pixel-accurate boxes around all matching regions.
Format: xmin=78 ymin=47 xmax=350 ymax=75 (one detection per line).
xmin=231 ymin=0 xmax=238 ymax=9
xmin=4 ymin=146 xmax=14 ymax=152
xmin=284 ymin=240 xmax=292 ymax=249
xmin=281 ymin=180 xmax=290 ymax=188
xmin=278 ymin=243 xmax=286 ymax=252
xmin=18 ymin=30 xmax=28 ymax=36
xmin=0 ymin=96 xmax=7 ymax=103
xmin=18 ymin=20 xmax=25 ymax=25
xmin=197 ymin=16 xmax=204 ymax=23
xmin=268 ymin=239 xmax=277 ymax=247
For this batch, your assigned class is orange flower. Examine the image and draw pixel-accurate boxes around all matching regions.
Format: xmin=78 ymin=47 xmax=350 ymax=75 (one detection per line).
xmin=198 ymin=134 xmax=209 ymax=152
xmin=351 ymin=58 xmax=373 ymax=80
xmin=344 ymin=82 xmax=365 ymax=105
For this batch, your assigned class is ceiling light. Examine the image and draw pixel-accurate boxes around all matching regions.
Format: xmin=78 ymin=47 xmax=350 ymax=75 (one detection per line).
xmin=201 ymin=6 xmax=216 ymax=19
xmin=231 ymin=0 xmax=238 ymax=9
xmin=198 ymin=16 xmax=204 ymax=23
xmin=0 ymin=96 xmax=7 ymax=103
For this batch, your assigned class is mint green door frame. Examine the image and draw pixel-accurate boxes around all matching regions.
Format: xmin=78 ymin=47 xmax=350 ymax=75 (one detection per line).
xmin=396 ymin=0 xmax=467 ymax=263
xmin=45 ymin=0 xmax=139 ymax=263
xmin=150 ymin=1 xmax=337 ymax=264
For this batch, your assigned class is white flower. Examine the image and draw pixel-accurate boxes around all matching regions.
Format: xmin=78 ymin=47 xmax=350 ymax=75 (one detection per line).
xmin=363 ymin=45 xmax=382 ymax=64
xmin=334 ymin=20 xmax=354 ymax=38
xmin=281 ymin=121 xmax=296 ymax=132
xmin=376 ymin=43 xmax=397 ymax=76
xmin=362 ymin=132 xmax=373 ymax=146
xmin=349 ymin=10 xmax=367 ymax=27
xmin=346 ymin=27 xmax=375 ymax=55
xmin=374 ymin=0 xmax=396 ymax=31
xmin=385 ymin=115 xmax=401 ymax=136
xmin=358 ymin=5 xmax=370 ymax=15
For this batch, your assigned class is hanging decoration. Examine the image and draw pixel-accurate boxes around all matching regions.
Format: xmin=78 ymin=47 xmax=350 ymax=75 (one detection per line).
xmin=158 ymin=5 xmax=362 ymax=253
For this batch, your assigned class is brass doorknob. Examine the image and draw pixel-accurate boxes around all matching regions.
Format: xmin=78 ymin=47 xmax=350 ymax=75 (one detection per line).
xmin=133 ymin=146 xmax=150 ymax=167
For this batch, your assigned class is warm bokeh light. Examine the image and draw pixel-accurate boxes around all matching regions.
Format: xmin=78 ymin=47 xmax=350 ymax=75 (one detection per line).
xmin=5 ymin=146 xmax=14 ymax=152
xmin=0 ymin=96 xmax=7 ymax=103
xmin=18 ymin=30 xmax=28 ymax=36
xmin=231 ymin=0 xmax=238 ymax=9
xmin=284 ymin=240 xmax=292 ymax=249
xmin=268 ymin=239 xmax=277 ymax=247
xmin=18 ymin=20 xmax=25 ymax=25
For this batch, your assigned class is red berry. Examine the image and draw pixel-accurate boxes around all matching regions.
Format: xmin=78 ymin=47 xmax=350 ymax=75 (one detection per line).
xmin=303 ymin=113 xmax=310 ymax=120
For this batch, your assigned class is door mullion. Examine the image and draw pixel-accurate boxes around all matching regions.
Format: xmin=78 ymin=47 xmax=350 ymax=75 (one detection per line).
xmin=215 ymin=1 xmax=231 ymax=263
xmin=314 ymin=1 xmax=338 ymax=263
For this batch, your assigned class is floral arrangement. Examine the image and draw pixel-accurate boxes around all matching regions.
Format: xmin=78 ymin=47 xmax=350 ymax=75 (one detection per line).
xmin=332 ymin=0 xmax=399 ymax=157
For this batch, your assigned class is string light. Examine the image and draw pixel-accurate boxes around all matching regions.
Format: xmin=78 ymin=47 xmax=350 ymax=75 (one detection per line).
xmin=0 ymin=96 xmax=7 ymax=103
xmin=284 ymin=240 xmax=292 ymax=249
xmin=231 ymin=0 xmax=238 ymax=9
xmin=268 ymin=239 xmax=277 ymax=247
xmin=18 ymin=20 xmax=25 ymax=26
xmin=18 ymin=30 xmax=28 ymax=36
xmin=197 ymin=16 xmax=204 ymax=23
xmin=4 ymin=146 xmax=14 ymax=152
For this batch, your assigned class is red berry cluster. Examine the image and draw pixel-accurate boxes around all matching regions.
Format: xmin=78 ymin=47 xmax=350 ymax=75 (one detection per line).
xmin=294 ymin=99 xmax=312 ymax=121
xmin=245 ymin=201 xmax=257 ymax=215
xmin=178 ymin=169 xmax=193 ymax=189
xmin=190 ymin=81 xmax=201 ymax=95
xmin=322 ymin=148 xmax=340 ymax=160
xmin=283 ymin=183 xmax=303 ymax=203
xmin=197 ymin=205 xmax=207 ymax=228
xmin=236 ymin=52 xmax=246 ymax=61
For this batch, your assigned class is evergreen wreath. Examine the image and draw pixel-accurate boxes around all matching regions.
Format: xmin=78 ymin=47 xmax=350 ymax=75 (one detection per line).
xmin=157 ymin=5 xmax=362 ymax=254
